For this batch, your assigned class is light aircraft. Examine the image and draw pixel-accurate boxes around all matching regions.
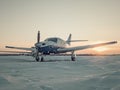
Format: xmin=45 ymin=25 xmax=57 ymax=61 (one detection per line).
xmin=6 ymin=31 xmax=117 ymax=62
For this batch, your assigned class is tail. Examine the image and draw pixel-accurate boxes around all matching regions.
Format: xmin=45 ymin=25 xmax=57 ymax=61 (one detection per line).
xmin=66 ymin=34 xmax=72 ymax=45
xmin=66 ymin=34 xmax=88 ymax=45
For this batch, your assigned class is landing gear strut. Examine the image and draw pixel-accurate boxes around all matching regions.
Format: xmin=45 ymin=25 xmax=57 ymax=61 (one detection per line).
xmin=35 ymin=55 xmax=39 ymax=62
xmin=35 ymin=48 xmax=40 ymax=62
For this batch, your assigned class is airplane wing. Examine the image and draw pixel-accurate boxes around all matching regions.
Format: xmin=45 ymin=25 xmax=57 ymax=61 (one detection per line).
xmin=57 ymin=41 xmax=117 ymax=53
xmin=0 ymin=51 xmax=30 ymax=53
xmin=5 ymin=46 xmax=33 ymax=51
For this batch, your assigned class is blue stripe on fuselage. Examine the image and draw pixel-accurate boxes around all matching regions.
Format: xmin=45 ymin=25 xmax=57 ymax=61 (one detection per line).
xmin=38 ymin=45 xmax=62 ymax=54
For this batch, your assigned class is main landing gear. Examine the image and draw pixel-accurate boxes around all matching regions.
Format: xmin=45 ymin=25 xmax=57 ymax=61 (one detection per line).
xmin=71 ymin=51 xmax=76 ymax=61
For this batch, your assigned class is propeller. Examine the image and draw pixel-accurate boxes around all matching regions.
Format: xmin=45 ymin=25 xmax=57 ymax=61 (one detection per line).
xmin=37 ymin=31 xmax=40 ymax=43
xmin=34 ymin=31 xmax=41 ymax=61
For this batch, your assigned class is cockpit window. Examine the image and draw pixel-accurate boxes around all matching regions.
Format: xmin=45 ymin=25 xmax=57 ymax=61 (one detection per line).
xmin=45 ymin=38 xmax=57 ymax=43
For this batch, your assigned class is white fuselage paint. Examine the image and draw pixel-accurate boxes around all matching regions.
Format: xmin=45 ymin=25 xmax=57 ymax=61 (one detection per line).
xmin=35 ymin=37 xmax=66 ymax=54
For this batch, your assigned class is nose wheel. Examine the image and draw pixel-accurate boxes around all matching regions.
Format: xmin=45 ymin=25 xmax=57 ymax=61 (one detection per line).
xmin=35 ymin=55 xmax=39 ymax=62
xmin=71 ymin=56 xmax=75 ymax=61
xmin=41 ymin=56 xmax=44 ymax=62
xmin=35 ymin=56 xmax=44 ymax=62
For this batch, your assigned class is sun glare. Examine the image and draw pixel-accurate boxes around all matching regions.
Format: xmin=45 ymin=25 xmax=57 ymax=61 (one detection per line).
xmin=93 ymin=47 xmax=108 ymax=52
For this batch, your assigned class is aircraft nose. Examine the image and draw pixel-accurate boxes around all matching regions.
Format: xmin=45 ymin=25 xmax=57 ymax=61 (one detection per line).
xmin=35 ymin=43 xmax=40 ymax=47
xmin=35 ymin=42 xmax=46 ymax=48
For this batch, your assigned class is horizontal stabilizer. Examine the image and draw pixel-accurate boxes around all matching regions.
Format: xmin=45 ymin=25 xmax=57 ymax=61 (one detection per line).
xmin=66 ymin=34 xmax=88 ymax=45
xmin=70 ymin=40 xmax=88 ymax=42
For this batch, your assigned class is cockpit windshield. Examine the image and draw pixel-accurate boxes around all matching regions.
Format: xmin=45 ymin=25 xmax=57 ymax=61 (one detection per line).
xmin=45 ymin=38 xmax=58 ymax=43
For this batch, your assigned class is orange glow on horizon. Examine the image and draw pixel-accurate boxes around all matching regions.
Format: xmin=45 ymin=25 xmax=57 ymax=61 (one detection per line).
xmin=92 ymin=47 xmax=108 ymax=52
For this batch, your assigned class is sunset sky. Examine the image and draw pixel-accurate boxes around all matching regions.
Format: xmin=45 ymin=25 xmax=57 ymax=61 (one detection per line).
xmin=0 ymin=0 xmax=120 ymax=54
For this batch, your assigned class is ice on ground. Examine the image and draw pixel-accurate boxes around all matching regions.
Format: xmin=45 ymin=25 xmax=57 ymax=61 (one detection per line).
xmin=0 ymin=56 xmax=120 ymax=90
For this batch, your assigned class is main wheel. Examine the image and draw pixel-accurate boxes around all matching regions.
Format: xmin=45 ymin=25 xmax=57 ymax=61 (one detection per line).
xmin=71 ymin=56 xmax=75 ymax=61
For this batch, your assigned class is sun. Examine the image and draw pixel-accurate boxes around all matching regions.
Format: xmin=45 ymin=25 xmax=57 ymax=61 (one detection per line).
xmin=93 ymin=47 xmax=108 ymax=52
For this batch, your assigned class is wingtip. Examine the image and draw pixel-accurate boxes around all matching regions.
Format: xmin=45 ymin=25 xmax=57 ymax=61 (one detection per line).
xmin=113 ymin=41 xmax=117 ymax=43
xmin=110 ymin=41 xmax=117 ymax=44
xmin=5 ymin=46 xmax=8 ymax=48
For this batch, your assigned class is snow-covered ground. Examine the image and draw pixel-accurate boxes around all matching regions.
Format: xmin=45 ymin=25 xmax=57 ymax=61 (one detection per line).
xmin=0 ymin=56 xmax=120 ymax=90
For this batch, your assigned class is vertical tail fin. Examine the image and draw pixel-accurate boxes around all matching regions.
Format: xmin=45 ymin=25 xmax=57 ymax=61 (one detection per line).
xmin=66 ymin=34 xmax=72 ymax=45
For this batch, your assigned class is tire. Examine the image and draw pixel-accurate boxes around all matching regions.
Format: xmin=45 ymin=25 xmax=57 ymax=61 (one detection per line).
xmin=71 ymin=56 xmax=75 ymax=61
xmin=41 ymin=57 xmax=44 ymax=62
xmin=36 ymin=56 xmax=39 ymax=62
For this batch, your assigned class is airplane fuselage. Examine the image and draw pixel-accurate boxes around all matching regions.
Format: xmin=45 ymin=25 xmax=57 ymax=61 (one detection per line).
xmin=35 ymin=37 xmax=66 ymax=54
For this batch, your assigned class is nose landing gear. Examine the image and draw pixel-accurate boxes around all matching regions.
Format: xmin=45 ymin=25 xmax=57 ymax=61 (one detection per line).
xmin=36 ymin=56 xmax=39 ymax=62
xmin=40 ymin=56 xmax=44 ymax=62
xmin=35 ymin=55 xmax=44 ymax=62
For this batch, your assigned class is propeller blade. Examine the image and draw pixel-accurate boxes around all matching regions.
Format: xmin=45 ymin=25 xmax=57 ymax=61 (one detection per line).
xmin=37 ymin=31 xmax=40 ymax=43
xmin=35 ymin=31 xmax=41 ymax=61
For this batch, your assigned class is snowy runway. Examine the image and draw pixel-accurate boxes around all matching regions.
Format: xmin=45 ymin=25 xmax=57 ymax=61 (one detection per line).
xmin=0 ymin=56 xmax=120 ymax=90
